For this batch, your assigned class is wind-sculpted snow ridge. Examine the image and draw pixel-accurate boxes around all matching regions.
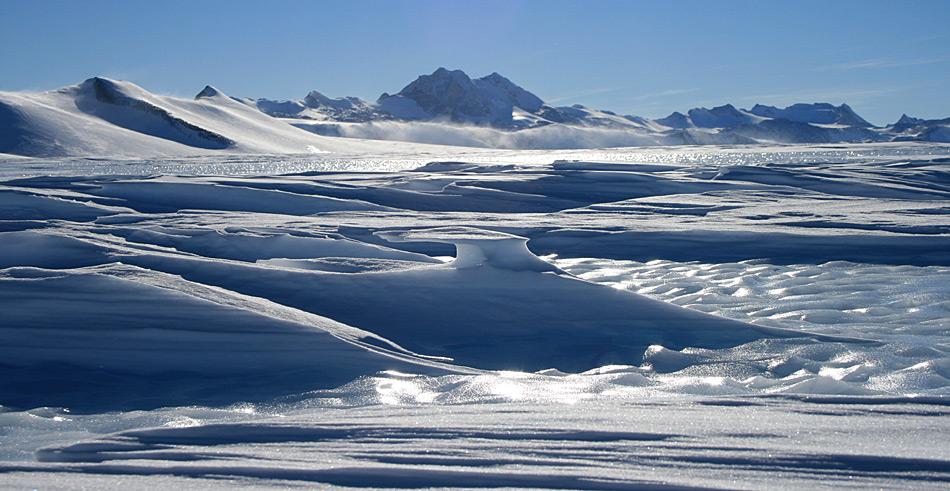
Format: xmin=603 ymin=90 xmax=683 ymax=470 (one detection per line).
xmin=0 ymin=145 xmax=948 ymax=489
xmin=0 ymin=223 xmax=839 ymax=408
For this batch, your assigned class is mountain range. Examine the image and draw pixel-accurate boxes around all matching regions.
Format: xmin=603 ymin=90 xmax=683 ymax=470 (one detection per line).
xmin=1 ymin=68 xmax=948 ymax=157
xmin=249 ymin=67 xmax=949 ymax=147
xmin=0 ymin=77 xmax=425 ymax=158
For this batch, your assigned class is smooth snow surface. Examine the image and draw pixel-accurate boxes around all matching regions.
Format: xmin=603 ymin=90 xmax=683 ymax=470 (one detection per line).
xmin=1 ymin=143 xmax=948 ymax=489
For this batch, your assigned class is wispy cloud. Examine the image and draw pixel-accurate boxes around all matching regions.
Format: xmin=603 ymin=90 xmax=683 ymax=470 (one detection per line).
xmin=546 ymin=86 xmax=627 ymax=104
xmin=735 ymin=85 xmax=921 ymax=106
xmin=817 ymin=56 xmax=948 ymax=71
xmin=626 ymin=88 xmax=699 ymax=102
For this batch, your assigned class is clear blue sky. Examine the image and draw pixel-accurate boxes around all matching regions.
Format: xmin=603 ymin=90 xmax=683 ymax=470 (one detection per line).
xmin=2 ymin=0 xmax=948 ymax=124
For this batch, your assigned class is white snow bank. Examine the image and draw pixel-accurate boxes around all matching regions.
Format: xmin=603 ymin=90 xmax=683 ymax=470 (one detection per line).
xmin=0 ymin=189 xmax=128 ymax=221
xmin=0 ymin=231 xmax=110 ymax=269
xmin=88 ymin=178 xmax=391 ymax=214
xmin=0 ymin=262 xmax=462 ymax=410
xmin=109 ymin=226 xmax=438 ymax=263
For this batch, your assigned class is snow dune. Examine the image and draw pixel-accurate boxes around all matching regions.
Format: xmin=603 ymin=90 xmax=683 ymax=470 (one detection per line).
xmin=0 ymin=257 xmax=464 ymax=410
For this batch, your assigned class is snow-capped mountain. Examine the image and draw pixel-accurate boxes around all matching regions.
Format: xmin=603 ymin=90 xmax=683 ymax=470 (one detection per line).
xmin=247 ymin=90 xmax=380 ymax=122
xmin=255 ymin=68 xmax=948 ymax=147
xmin=656 ymin=104 xmax=764 ymax=129
xmin=2 ymin=70 xmax=949 ymax=158
xmin=0 ymin=77 xmax=438 ymax=158
xmin=253 ymin=68 xmax=659 ymax=132
xmin=376 ymin=68 xmax=525 ymax=126
xmin=720 ymin=118 xmax=882 ymax=144
xmin=749 ymin=103 xmax=872 ymax=127
xmin=886 ymin=114 xmax=950 ymax=142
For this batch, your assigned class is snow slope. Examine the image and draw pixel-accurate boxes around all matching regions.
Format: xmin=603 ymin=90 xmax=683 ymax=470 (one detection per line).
xmin=0 ymin=78 xmax=451 ymax=158
xmin=4 ymin=398 xmax=947 ymax=490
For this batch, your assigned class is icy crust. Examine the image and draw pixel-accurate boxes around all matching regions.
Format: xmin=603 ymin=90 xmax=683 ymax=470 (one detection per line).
xmin=9 ymin=388 xmax=950 ymax=490
xmin=376 ymin=227 xmax=559 ymax=271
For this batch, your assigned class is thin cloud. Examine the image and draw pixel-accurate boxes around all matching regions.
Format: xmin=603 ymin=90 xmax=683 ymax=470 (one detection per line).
xmin=546 ymin=86 xmax=627 ymax=104
xmin=818 ymin=56 xmax=948 ymax=71
xmin=627 ymin=88 xmax=699 ymax=102
xmin=735 ymin=85 xmax=918 ymax=106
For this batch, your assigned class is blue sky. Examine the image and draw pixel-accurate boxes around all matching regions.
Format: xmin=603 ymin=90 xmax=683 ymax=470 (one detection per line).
xmin=1 ymin=0 xmax=948 ymax=124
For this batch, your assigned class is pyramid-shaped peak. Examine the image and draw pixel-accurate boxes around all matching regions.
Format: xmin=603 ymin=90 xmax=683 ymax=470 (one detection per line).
xmin=195 ymin=85 xmax=224 ymax=99
xmin=481 ymin=72 xmax=508 ymax=81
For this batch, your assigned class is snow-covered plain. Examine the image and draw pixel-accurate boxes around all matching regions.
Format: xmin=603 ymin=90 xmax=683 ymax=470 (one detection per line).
xmin=1 ymin=143 xmax=949 ymax=489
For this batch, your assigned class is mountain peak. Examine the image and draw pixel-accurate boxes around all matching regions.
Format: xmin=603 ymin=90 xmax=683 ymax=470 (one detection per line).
xmin=303 ymin=90 xmax=335 ymax=107
xmin=891 ymin=113 xmax=926 ymax=131
xmin=474 ymin=71 xmax=544 ymax=113
xmin=378 ymin=68 xmax=544 ymax=126
xmin=673 ymin=104 xmax=758 ymax=128
xmin=896 ymin=114 xmax=920 ymax=124
xmin=74 ymin=77 xmax=152 ymax=105
xmin=656 ymin=111 xmax=691 ymax=128
xmin=195 ymin=85 xmax=223 ymax=99
xmin=749 ymin=102 xmax=872 ymax=127
xmin=425 ymin=67 xmax=471 ymax=82
xmin=78 ymin=76 xmax=126 ymax=93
